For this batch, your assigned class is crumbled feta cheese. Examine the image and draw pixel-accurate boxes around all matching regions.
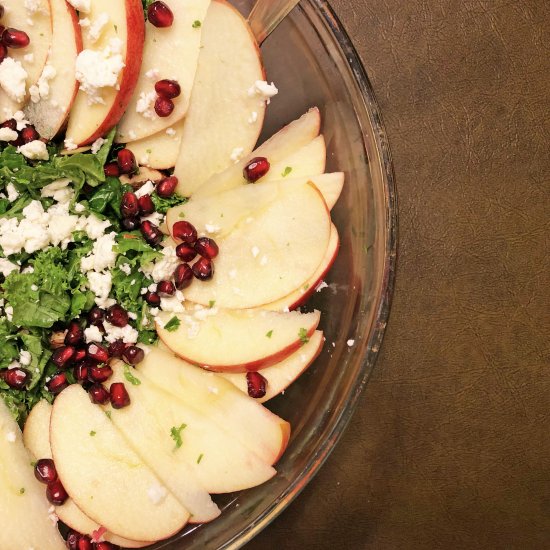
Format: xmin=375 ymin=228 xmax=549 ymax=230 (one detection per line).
xmin=67 ymin=0 xmax=90 ymax=13
xmin=128 ymin=130 xmax=137 ymax=140
xmin=145 ymin=68 xmax=160 ymax=80
xmin=91 ymin=137 xmax=106 ymax=154
xmin=230 ymin=147 xmax=244 ymax=163
xmin=41 ymin=178 xmax=72 ymax=202
xmin=248 ymin=80 xmax=278 ymax=102
xmin=64 ymin=137 xmax=78 ymax=150
xmin=18 ymin=140 xmax=49 ymax=160
xmin=147 ymin=484 xmax=168 ymax=505
xmin=148 ymin=283 xmax=158 ymax=293
xmin=135 ymin=181 xmax=155 ymax=198
xmin=136 ymin=91 xmax=156 ymax=119
xmin=84 ymin=325 xmax=103 ymax=343
xmin=23 ymin=53 xmax=34 ymax=64
xmin=248 ymin=111 xmax=258 ymax=124
xmin=74 ymin=203 xmax=86 ymax=213
xmin=0 ymin=58 xmax=29 ymax=103
xmin=204 ymin=224 xmax=221 ymax=234
xmin=87 ymin=12 xmax=109 ymax=43
xmin=82 ymin=215 xmax=111 ymax=240
xmin=6 ymin=431 xmax=16 ymax=443
xmin=81 ymin=232 xmax=117 ymax=273
xmin=5 ymin=305 xmax=13 ymax=321
xmin=103 ymin=321 xmax=138 ymax=344
xmin=166 ymin=127 xmax=176 ymax=136
xmin=160 ymin=295 xmax=185 ymax=313
xmin=79 ymin=17 xmax=91 ymax=28
xmin=6 ymin=183 xmax=19 ymax=202
xmin=0 ymin=258 xmax=18 ymax=277
xmin=25 ymin=0 xmax=48 ymax=14
xmin=29 ymin=64 xmax=56 ymax=103
xmin=193 ymin=306 xmax=218 ymax=321
xmin=119 ymin=263 xmax=131 ymax=275
xmin=0 ymin=127 xmax=18 ymax=142
xmin=19 ymin=350 xmax=32 ymax=365
xmin=347 ymin=339 xmax=355 ymax=347
xmin=87 ymin=271 xmax=115 ymax=308
xmin=141 ymin=211 xmax=164 ymax=227
xmin=12 ymin=111 xmax=29 ymax=131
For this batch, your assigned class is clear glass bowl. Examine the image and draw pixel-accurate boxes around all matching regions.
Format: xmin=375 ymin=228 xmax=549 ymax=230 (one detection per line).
xmin=156 ymin=1 xmax=397 ymax=548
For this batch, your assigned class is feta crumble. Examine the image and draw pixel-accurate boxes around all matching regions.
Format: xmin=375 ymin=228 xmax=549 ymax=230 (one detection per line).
xmin=347 ymin=339 xmax=355 ymax=347
xmin=0 ymin=127 xmax=18 ymax=142
xmin=84 ymin=325 xmax=103 ymax=343
xmin=135 ymin=181 xmax=155 ymax=198
xmin=136 ymin=91 xmax=157 ymax=119
xmin=29 ymin=64 xmax=57 ymax=103
xmin=166 ymin=127 xmax=176 ymax=136
xmin=230 ymin=147 xmax=244 ymax=163
xmin=88 ymin=12 xmax=110 ymax=43
xmin=6 ymin=183 xmax=19 ymax=202
xmin=91 ymin=137 xmax=106 ymax=154
xmin=67 ymin=0 xmax=91 ymax=13
xmin=248 ymin=111 xmax=258 ymax=124
xmin=0 ymin=58 xmax=29 ymax=103
xmin=0 ymin=258 xmax=18 ymax=277
xmin=141 ymin=246 xmax=180 ymax=283
xmin=147 ymin=484 xmax=168 ymax=505
xmin=17 ymin=140 xmax=49 ymax=161
xmin=248 ymin=80 xmax=278 ymax=102
xmin=64 ymin=138 xmax=78 ymax=151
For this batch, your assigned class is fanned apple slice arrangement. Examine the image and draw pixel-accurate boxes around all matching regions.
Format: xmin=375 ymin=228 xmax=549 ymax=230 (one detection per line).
xmin=0 ymin=0 xmax=346 ymax=547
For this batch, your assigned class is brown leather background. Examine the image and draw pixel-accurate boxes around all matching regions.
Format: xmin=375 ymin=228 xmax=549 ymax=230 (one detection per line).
xmin=247 ymin=1 xmax=550 ymax=548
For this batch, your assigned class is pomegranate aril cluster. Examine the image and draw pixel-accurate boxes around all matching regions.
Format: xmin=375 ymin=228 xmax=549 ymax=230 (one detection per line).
xmin=66 ymin=530 xmax=119 ymax=550
xmin=0 ymin=118 xmax=41 ymax=146
xmin=33 ymin=457 xmax=69 ymax=506
xmin=0 ymin=5 xmax=30 ymax=64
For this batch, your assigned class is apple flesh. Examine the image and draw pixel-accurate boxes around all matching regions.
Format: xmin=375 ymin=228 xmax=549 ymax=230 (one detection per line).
xmin=157 ymin=307 xmax=321 ymax=372
xmin=65 ymin=0 xmax=145 ymax=146
xmin=219 ymin=330 xmax=324 ymax=402
xmin=50 ymin=385 xmax=189 ymax=542
xmin=0 ymin=0 xmax=53 ymax=122
xmin=172 ymin=0 xmax=266 ymax=196
xmin=116 ymin=0 xmax=210 ymax=143
xmin=23 ymin=400 xmax=150 ymax=548
xmin=137 ymin=346 xmax=290 ymax=465
xmin=0 ymin=399 xmax=66 ymax=550
xmin=176 ymin=181 xmax=331 ymax=309
xmin=192 ymin=107 xmax=321 ymax=198
xmin=24 ymin=0 xmax=82 ymax=139
xmin=105 ymin=362 xmax=275 ymax=494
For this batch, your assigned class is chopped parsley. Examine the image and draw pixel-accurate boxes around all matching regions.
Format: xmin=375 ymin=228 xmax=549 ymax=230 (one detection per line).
xmin=124 ymin=365 xmax=141 ymax=386
xmin=281 ymin=166 xmax=293 ymax=178
xmin=105 ymin=410 xmax=112 ymax=420
xmin=164 ymin=316 xmax=181 ymax=332
xmin=170 ymin=424 xmax=187 ymax=450
xmin=266 ymin=330 xmax=273 ymax=338
xmin=192 ymin=20 xmax=202 ymax=28
xmin=89 ymin=430 xmax=96 ymax=437
xmin=19 ymin=488 xmax=25 ymax=495
xmin=208 ymin=300 xmax=216 ymax=308
xmin=197 ymin=453 xmax=204 ymax=464
xmin=298 ymin=328 xmax=309 ymax=345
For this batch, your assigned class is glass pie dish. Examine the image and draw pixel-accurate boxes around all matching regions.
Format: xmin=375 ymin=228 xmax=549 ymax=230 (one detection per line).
xmin=156 ymin=0 xmax=397 ymax=547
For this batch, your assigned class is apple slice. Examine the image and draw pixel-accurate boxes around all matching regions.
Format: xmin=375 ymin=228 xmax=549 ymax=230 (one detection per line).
xmin=116 ymin=0 xmax=210 ymax=143
xmin=172 ymin=0 xmax=266 ymax=196
xmin=220 ymin=330 xmax=324 ymax=402
xmin=65 ymin=0 xmax=145 ymax=146
xmin=50 ymin=385 xmax=189 ymax=543
xmin=137 ymin=345 xmax=290 ymax=464
xmin=0 ymin=0 xmax=53 ymax=121
xmin=263 ymin=223 xmax=340 ymax=311
xmin=24 ymin=0 xmax=82 ymax=139
xmin=23 ymin=401 xmax=150 ymax=549
xmin=261 ymin=135 xmax=326 ymax=182
xmin=126 ymin=118 xmax=185 ymax=169
xmin=105 ymin=362 xmax=275 ymax=493
xmin=178 ymin=181 xmax=331 ymax=309
xmin=156 ymin=307 xmax=320 ymax=372
xmin=0 ymin=399 xmax=66 ymax=550
xmin=192 ymin=107 xmax=321 ymax=198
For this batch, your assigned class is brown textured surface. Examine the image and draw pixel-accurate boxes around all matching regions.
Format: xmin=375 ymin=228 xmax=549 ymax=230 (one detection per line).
xmin=247 ymin=1 xmax=550 ymax=548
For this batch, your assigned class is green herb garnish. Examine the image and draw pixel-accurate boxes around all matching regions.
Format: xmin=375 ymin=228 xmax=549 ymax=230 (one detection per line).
xmin=124 ymin=365 xmax=141 ymax=386
xmin=281 ymin=166 xmax=293 ymax=178
xmin=266 ymin=330 xmax=273 ymax=338
xmin=197 ymin=453 xmax=204 ymax=464
xmin=170 ymin=424 xmax=187 ymax=450
xmin=298 ymin=328 xmax=309 ymax=345
xmin=164 ymin=316 xmax=181 ymax=332
xmin=192 ymin=20 xmax=202 ymax=28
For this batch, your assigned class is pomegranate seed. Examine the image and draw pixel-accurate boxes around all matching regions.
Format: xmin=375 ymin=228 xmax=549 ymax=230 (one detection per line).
xmin=138 ymin=194 xmax=155 ymax=215
xmin=95 ymin=542 xmax=119 ymax=550
xmin=73 ymin=362 xmax=89 ymax=382
xmin=174 ymin=263 xmax=193 ymax=290
xmin=47 ymin=372 xmax=68 ymax=394
xmin=87 ymin=307 xmax=104 ymax=325
xmin=157 ymin=280 xmax=175 ymax=295
xmin=147 ymin=1 xmax=174 ymax=27
xmin=121 ymin=217 xmax=140 ymax=231
xmin=0 ymin=118 xmax=16 ymax=131
xmin=108 ymin=340 xmax=127 ymax=358
xmin=104 ymin=162 xmax=120 ymax=178
xmin=1 ymin=368 xmax=29 ymax=390
xmin=122 ymin=346 xmax=144 ymax=366
xmin=155 ymin=79 xmax=181 ymax=99
xmin=77 ymin=536 xmax=93 ymax=550
xmin=65 ymin=321 xmax=83 ymax=346
xmin=34 ymin=458 xmax=57 ymax=484
xmin=20 ymin=125 xmax=39 ymax=143
xmin=87 ymin=343 xmax=109 ymax=363
xmin=88 ymin=383 xmax=109 ymax=404
xmin=140 ymin=220 xmax=163 ymax=246
xmin=154 ymin=96 xmax=174 ymax=118
xmin=144 ymin=291 xmax=161 ymax=306
xmin=117 ymin=148 xmax=137 ymax=175
xmin=110 ymin=382 xmax=131 ymax=408
xmin=243 ymin=157 xmax=270 ymax=183
xmin=0 ymin=43 xmax=7 ymax=64
xmin=194 ymin=237 xmax=219 ymax=259
xmin=246 ymin=371 xmax=267 ymax=399
xmin=175 ymin=243 xmax=197 ymax=262
xmin=46 ymin=478 xmax=68 ymax=505
xmin=192 ymin=257 xmax=214 ymax=281
xmin=66 ymin=530 xmax=81 ymax=550
xmin=88 ymin=364 xmax=113 ymax=383
xmin=2 ymin=27 xmax=30 ymax=48
xmin=172 ymin=221 xmax=197 ymax=243
xmin=121 ymin=191 xmax=139 ymax=218
xmin=74 ymin=348 xmax=87 ymax=363
xmin=105 ymin=304 xmax=128 ymax=327
xmin=52 ymin=346 xmax=76 ymax=369
xmin=156 ymin=175 xmax=178 ymax=198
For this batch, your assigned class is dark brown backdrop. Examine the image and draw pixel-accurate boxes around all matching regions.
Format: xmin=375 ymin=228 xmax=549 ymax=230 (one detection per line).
xmin=247 ymin=1 xmax=550 ymax=548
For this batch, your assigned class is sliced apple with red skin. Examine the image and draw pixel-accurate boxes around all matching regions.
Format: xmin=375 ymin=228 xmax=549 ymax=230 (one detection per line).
xmin=23 ymin=401 xmax=150 ymax=549
xmin=105 ymin=362 xmax=275 ymax=493
xmin=126 ymin=118 xmax=185 ymax=169
xmin=65 ymin=0 xmax=145 ymax=146
xmin=261 ymin=135 xmax=326 ymax=182
xmin=173 ymin=0 xmax=266 ymax=196
xmin=263 ymin=223 xmax=340 ymax=311
xmin=220 ymin=330 xmax=324 ymax=402
xmin=192 ymin=107 xmax=321 ymax=198
xmin=0 ymin=399 xmax=66 ymax=550
xmin=137 ymin=345 xmax=290 ymax=465
xmin=50 ymin=385 xmax=189 ymax=543
xmin=157 ymin=307 xmax=320 ymax=373
xmin=0 ymin=0 xmax=52 ymax=122
xmin=116 ymin=0 xmax=210 ymax=143
xmin=24 ymin=0 xmax=82 ymax=139
xmin=174 ymin=181 xmax=331 ymax=309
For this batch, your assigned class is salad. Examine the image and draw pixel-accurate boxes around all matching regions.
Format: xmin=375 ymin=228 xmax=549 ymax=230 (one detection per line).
xmin=0 ymin=0 xmax=344 ymax=548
